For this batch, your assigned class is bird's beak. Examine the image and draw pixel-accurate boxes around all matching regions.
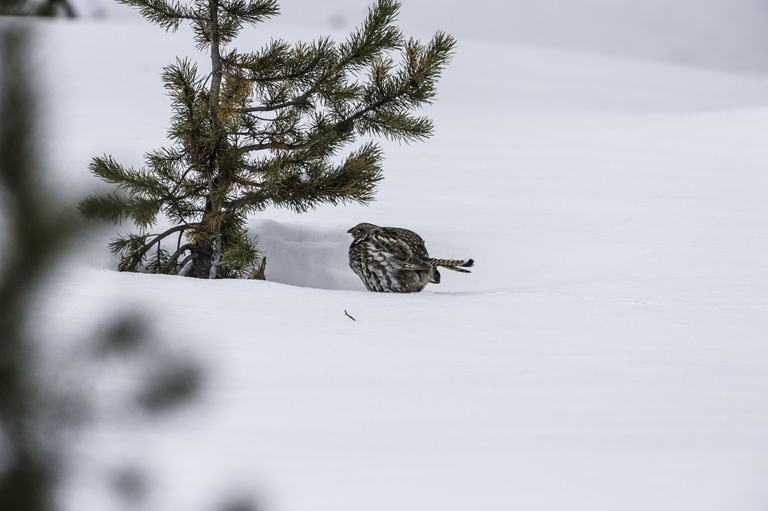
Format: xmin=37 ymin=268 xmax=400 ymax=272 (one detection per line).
xmin=346 ymin=227 xmax=354 ymax=234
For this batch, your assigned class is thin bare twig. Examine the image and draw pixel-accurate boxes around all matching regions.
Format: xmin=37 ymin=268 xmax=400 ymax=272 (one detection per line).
xmin=177 ymin=254 xmax=194 ymax=275
xmin=242 ymin=90 xmax=313 ymax=113
xmin=162 ymin=243 xmax=193 ymax=274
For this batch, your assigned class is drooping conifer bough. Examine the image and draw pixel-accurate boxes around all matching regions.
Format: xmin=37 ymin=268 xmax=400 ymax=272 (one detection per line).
xmin=79 ymin=0 xmax=456 ymax=279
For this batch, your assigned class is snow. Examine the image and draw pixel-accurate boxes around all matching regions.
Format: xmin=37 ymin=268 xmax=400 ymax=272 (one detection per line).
xmin=7 ymin=6 xmax=768 ymax=511
xmin=67 ymin=0 xmax=768 ymax=73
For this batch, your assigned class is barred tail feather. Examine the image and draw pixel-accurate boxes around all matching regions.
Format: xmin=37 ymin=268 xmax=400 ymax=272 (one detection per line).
xmin=429 ymin=258 xmax=474 ymax=273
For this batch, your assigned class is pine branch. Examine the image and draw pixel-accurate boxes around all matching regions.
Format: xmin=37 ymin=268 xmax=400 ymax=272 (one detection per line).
xmin=161 ymin=243 xmax=194 ymax=273
xmin=241 ymin=90 xmax=312 ymax=113
xmin=237 ymin=0 xmax=405 ymax=116
xmin=117 ymin=0 xmax=205 ymax=31
xmin=176 ymin=254 xmax=194 ymax=275
xmin=219 ymin=0 xmax=278 ymax=21
xmin=338 ymin=0 xmax=403 ymax=72
xmin=237 ymin=85 xmax=418 ymax=154
xmin=87 ymin=156 xmax=174 ymax=200
xmin=228 ymin=141 xmax=383 ymax=213
xmin=79 ymin=192 xmax=161 ymax=228
xmin=237 ymin=25 xmax=455 ymax=155
xmin=111 ymin=224 xmax=197 ymax=272
xmin=81 ymin=154 xmax=204 ymax=228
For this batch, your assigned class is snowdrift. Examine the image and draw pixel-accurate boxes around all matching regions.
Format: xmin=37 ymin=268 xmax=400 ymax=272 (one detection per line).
xmin=13 ymin=17 xmax=768 ymax=511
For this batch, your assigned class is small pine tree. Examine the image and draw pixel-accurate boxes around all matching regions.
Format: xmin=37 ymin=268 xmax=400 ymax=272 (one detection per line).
xmin=80 ymin=0 xmax=455 ymax=279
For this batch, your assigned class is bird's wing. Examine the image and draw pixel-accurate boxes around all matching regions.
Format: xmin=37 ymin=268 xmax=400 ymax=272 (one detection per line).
xmin=371 ymin=232 xmax=432 ymax=271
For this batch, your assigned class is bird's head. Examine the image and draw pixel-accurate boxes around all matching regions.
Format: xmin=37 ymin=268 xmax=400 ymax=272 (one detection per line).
xmin=347 ymin=222 xmax=379 ymax=238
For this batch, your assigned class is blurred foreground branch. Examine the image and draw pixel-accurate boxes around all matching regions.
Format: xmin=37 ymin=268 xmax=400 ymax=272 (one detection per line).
xmin=0 ymin=21 xmax=257 ymax=511
xmin=0 ymin=0 xmax=76 ymax=17
xmin=0 ymin=26 xmax=78 ymax=511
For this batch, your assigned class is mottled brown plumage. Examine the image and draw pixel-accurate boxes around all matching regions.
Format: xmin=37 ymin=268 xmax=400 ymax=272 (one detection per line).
xmin=347 ymin=222 xmax=474 ymax=293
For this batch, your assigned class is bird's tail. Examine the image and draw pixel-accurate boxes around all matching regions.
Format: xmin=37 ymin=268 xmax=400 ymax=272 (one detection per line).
xmin=429 ymin=258 xmax=474 ymax=273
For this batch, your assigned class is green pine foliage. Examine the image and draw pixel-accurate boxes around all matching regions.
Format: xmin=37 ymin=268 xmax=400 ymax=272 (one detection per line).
xmin=80 ymin=0 xmax=456 ymax=279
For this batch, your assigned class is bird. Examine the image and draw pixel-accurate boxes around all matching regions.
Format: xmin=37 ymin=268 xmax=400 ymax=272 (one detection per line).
xmin=347 ymin=222 xmax=474 ymax=293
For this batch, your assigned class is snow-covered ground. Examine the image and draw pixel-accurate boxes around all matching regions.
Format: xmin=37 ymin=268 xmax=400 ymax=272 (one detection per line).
xmin=10 ymin=5 xmax=768 ymax=511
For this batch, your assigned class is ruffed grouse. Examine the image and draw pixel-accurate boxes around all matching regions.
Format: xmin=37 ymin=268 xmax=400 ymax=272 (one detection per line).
xmin=347 ymin=222 xmax=473 ymax=293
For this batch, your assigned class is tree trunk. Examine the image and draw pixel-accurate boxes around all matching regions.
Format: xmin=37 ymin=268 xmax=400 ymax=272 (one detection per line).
xmin=207 ymin=0 xmax=223 ymax=279
xmin=190 ymin=238 xmax=214 ymax=279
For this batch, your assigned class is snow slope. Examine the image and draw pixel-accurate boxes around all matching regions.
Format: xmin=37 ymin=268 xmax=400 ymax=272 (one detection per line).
xmin=17 ymin=15 xmax=768 ymax=511
xmin=68 ymin=0 xmax=768 ymax=73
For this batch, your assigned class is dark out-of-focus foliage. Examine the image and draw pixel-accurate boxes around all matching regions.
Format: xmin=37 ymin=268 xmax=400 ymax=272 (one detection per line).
xmin=0 ymin=23 xmax=77 ymax=511
xmin=0 ymin=20 xmax=241 ymax=511
xmin=0 ymin=0 xmax=76 ymax=17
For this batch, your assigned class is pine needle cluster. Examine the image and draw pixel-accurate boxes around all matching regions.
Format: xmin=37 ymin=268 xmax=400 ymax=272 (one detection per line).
xmin=80 ymin=0 xmax=456 ymax=279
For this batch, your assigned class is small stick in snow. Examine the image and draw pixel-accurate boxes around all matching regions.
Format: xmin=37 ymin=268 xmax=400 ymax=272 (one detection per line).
xmin=344 ymin=310 xmax=356 ymax=321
